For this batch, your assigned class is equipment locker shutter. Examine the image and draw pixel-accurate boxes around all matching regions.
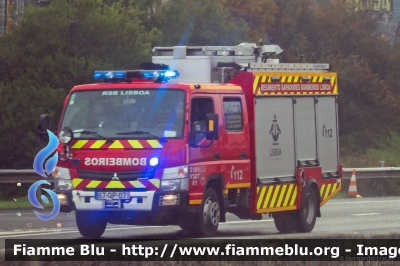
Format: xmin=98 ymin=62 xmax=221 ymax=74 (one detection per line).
xmin=295 ymin=97 xmax=317 ymax=161
xmin=316 ymin=97 xmax=338 ymax=173
xmin=255 ymin=97 xmax=295 ymax=180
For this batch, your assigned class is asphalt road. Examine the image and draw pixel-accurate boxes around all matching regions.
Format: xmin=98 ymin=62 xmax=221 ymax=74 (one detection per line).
xmin=1 ymin=197 xmax=400 ymax=247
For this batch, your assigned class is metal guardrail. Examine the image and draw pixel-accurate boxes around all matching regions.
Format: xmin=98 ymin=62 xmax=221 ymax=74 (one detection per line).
xmin=0 ymin=169 xmax=53 ymax=183
xmin=342 ymin=167 xmax=400 ymax=180
xmin=1 ymin=168 xmax=400 ymax=183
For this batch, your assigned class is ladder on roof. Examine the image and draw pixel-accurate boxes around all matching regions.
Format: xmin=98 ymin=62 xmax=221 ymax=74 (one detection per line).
xmin=247 ymin=62 xmax=331 ymax=72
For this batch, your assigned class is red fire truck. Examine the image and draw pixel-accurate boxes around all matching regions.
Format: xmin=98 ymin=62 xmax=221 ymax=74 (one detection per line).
xmin=38 ymin=43 xmax=342 ymax=238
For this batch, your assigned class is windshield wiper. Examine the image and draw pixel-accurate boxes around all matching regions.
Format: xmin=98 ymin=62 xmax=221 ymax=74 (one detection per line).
xmin=115 ymin=131 xmax=159 ymax=138
xmin=73 ymin=130 xmax=114 ymax=144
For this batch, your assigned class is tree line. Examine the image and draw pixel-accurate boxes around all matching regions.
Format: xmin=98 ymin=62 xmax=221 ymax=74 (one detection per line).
xmin=0 ymin=0 xmax=399 ymax=168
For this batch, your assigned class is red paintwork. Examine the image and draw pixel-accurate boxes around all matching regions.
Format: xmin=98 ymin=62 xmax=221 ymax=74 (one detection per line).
xmin=57 ymin=73 xmax=342 ymax=213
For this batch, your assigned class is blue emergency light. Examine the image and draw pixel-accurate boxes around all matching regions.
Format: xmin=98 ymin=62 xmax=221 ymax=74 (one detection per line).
xmin=93 ymin=69 xmax=179 ymax=82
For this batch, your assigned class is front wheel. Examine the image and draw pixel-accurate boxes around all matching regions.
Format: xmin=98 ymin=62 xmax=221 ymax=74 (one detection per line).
xmin=198 ymin=188 xmax=221 ymax=237
xmin=76 ymin=210 xmax=108 ymax=238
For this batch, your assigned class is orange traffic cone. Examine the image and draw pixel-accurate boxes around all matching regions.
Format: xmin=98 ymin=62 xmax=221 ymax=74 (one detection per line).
xmin=348 ymin=169 xmax=362 ymax=198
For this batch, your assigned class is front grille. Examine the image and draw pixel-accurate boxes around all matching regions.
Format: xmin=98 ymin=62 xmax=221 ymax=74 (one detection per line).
xmin=77 ymin=170 xmax=155 ymax=181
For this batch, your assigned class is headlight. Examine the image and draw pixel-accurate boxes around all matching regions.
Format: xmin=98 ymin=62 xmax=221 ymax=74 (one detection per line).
xmin=162 ymin=165 xmax=188 ymax=180
xmin=53 ymin=167 xmax=72 ymax=191
xmin=58 ymin=127 xmax=73 ymax=144
xmin=51 ymin=167 xmax=71 ymax=179
xmin=56 ymin=179 xmax=73 ymax=190
xmin=161 ymin=165 xmax=188 ymax=191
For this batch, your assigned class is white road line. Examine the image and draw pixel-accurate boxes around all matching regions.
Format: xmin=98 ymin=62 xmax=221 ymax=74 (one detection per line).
xmin=351 ymin=213 xmax=381 ymax=216
xmin=0 ymin=213 xmax=36 ymax=216
xmin=0 ymin=219 xmax=272 ymax=238
xmin=327 ymin=200 xmax=400 ymax=204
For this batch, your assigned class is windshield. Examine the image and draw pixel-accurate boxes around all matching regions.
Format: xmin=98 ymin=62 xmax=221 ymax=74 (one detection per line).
xmin=61 ymin=89 xmax=186 ymax=139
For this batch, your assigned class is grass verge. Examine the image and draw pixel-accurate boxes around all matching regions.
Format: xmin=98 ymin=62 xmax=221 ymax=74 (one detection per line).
xmin=0 ymin=196 xmax=53 ymax=209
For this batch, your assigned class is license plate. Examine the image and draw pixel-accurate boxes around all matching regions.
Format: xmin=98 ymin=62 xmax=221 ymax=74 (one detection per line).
xmin=95 ymin=192 xmax=130 ymax=200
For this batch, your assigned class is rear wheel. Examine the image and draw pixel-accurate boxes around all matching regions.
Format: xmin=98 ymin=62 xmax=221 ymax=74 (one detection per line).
xmin=273 ymin=211 xmax=298 ymax=233
xmin=296 ymin=189 xmax=318 ymax=233
xmin=76 ymin=210 xmax=108 ymax=238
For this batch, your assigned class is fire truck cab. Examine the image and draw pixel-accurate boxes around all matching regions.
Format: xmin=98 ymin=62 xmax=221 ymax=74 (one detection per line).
xmin=39 ymin=43 xmax=342 ymax=238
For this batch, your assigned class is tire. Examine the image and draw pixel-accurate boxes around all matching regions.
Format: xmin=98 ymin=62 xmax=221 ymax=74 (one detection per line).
xmin=273 ymin=211 xmax=298 ymax=234
xmin=198 ymin=188 xmax=221 ymax=237
xmin=296 ymin=188 xmax=318 ymax=233
xmin=178 ymin=215 xmax=197 ymax=231
xmin=76 ymin=210 xmax=108 ymax=238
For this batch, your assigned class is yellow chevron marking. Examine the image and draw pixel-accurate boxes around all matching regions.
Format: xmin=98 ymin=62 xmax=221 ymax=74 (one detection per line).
xmin=72 ymin=140 xmax=88 ymax=149
xmin=262 ymin=186 xmax=274 ymax=209
xmin=260 ymin=76 xmax=267 ymax=94
xmin=90 ymin=140 xmax=106 ymax=149
xmin=149 ymin=179 xmax=160 ymax=188
xmin=257 ymin=187 xmax=260 ymax=194
xmin=269 ymin=186 xmax=281 ymax=208
xmin=147 ymin=140 xmax=163 ymax=148
xmin=290 ymin=187 xmax=297 ymax=206
xmin=324 ymin=184 xmax=332 ymax=200
xmin=257 ymin=187 xmax=267 ymax=209
xmin=320 ymin=184 xmax=325 ymax=198
xmin=128 ymin=140 xmax=143 ymax=149
xmin=109 ymin=140 xmax=124 ymax=149
xmin=332 ymin=183 xmax=338 ymax=194
xmin=294 ymin=76 xmax=299 ymax=82
xmin=283 ymin=185 xmax=294 ymax=206
xmin=321 ymin=182 xmax=342 ymax=207
xmin=287 ymin=76 xmax=292 ymax=82
xmin=313 ymin=76 xmax=318 ymax=82
xmin=319 ymin=76 xmax=323 ymax=82
xmin=253 ymin=76 xmax=260 ymax=94
xmin=72 ymin=179 xmax=83 ymax=188
xmin=276 ymin=185 xmax=287 ymax=208
xmin=106 ymin=181 xmax=125 ymax=188
xmin=332 ymin=76 xmax=337 ymax=93
xmin=86 ymin=180 xmax=102 ymax=188
xmin=128 ymin=181 xmax=146 ymax=188
xmin=281 ymin=76 xmax=286 ymax=82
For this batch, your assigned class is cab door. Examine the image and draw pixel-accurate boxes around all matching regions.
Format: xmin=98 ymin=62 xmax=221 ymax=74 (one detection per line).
xmin=218 ymin=95 xmax=251 ymax=190
xmin=188 ymin=95 xmax=221 ymax=203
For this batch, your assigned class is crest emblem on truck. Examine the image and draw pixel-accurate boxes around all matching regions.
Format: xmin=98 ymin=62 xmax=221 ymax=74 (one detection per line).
xmin=269 ymin=115 xmax=281 ymax=142
xmin=112 ymin=173 xmax=119 ymax=180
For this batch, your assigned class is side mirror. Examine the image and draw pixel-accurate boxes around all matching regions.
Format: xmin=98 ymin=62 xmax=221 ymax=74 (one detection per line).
xmin=38 ymin=114 xmax=51 ymax=145
xmin=189 ymin=113 xmax=218 ymax=148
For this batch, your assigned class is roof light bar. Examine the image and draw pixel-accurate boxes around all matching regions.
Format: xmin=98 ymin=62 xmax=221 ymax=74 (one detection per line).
xmin=93 ymin=69 xmax=179 ymax=82
xmin=93 ymin=71 xmax=126 ymax=80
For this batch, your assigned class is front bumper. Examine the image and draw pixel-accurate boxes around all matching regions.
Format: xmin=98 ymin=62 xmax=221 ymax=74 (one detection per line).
xmin=55 ymin=189 xmax=196 ymax=224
